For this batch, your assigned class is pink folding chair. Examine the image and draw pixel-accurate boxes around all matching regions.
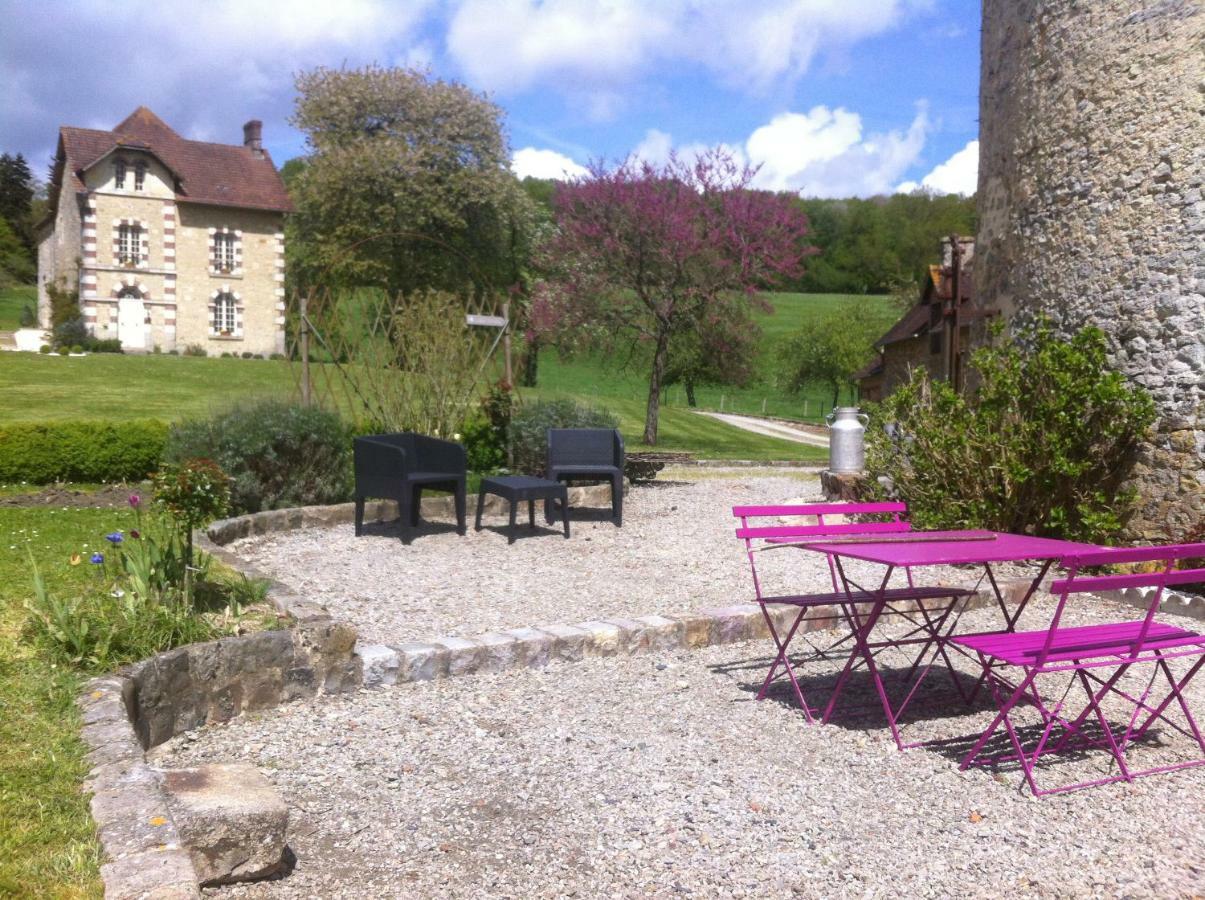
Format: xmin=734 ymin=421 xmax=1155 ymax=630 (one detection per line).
xmin=953 ymin=543 xmax=1205 ymax=796
xmin=733 ymin=502 xmax=977 ymax=722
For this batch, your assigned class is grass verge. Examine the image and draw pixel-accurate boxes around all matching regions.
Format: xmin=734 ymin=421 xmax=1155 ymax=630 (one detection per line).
xmin=0 ymin=506 xmax=108 ymax=898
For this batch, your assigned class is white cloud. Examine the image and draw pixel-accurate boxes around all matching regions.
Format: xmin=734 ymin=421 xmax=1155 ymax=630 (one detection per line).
xmin=0 ymin=0 xmax=436 ymax=164
xmin=748 ymin=104 xmax=928 ymax=197
xmin=446 ymin=0 xmax=931 ymax=105
xmin=916 ymin=139 xmax=978 ymax=195
xmin=632 ymin=129 xmax=675 ymax=165
xmin=622 ymin=103 xmax=930 ymax=198
xmin=512 ymin=147 xmax=589 ymax=180
xmin=447 ymin=0 xmax=675 ymax=94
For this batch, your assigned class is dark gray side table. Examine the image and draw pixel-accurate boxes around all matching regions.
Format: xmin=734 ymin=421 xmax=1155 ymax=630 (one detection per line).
xmin=475 ymin=475 xmax=570 ymax=544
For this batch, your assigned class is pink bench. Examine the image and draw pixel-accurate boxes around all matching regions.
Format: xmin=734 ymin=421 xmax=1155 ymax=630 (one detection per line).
xmin=733 ymin=502 xmax=976 ymax=722
xmin=955 ymin=542 xmax=1205 ymax=795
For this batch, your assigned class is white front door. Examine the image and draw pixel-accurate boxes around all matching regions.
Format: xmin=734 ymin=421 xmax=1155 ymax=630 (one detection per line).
xmin=117 ymin=296 xmax=147 ymax=351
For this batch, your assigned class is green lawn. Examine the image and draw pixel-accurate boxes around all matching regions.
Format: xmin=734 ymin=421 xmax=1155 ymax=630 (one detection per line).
xmin=0 ymin=506 xmax=107 ymax=898
xmin=0 ymin=289 xmax=896 ymax=461
xmin=526 ymin=292 xmax=898 ymax=423
xmin=0 ymin=284 xmax=36 ymax=332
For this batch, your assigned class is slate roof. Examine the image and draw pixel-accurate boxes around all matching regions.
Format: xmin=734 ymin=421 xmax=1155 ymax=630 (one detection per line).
xmin=54 ymin=107 xmax=292 ymax=213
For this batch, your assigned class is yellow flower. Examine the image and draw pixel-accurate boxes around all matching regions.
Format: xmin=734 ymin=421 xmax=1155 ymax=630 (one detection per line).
xmin=70 ymin=553 xmax=82 ymax=566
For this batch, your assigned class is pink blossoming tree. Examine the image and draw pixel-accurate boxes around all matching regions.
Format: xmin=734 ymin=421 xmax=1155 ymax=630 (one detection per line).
xmin=534 ymin=149 xmax=814 ymax=444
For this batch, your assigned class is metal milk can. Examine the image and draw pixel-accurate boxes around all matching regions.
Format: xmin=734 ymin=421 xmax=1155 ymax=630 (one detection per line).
xmin=826 ymin=407 xmax=869 ymax=473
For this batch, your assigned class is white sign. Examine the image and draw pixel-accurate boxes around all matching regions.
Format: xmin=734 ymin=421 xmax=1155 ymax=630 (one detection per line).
xmin=465 ymin=314 xmax=507 ymax=328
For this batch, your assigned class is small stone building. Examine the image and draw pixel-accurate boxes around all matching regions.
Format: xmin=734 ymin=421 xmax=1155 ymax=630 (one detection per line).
xmin=858 ymin=237 xmax=991 ymax=402
xmin=37 ymin=107 xmax=291 ymax=355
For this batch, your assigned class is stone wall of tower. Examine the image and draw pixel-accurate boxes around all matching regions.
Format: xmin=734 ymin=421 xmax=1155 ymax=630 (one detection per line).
xmin=977 ymin=0 xmax=1204 ymax=540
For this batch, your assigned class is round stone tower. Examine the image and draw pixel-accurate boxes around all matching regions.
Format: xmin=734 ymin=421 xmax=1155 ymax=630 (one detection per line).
xmin=976 ymin=0 xmax=1204 ymax=540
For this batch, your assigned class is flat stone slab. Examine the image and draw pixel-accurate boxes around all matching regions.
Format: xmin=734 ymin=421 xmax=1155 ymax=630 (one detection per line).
xmin=161 ymin=763 xmax=288 ymax=886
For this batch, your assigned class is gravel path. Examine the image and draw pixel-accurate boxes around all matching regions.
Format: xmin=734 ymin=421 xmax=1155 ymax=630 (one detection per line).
xmin=228 ymin=474 xmax=1025 ymax=645
xmin=159 ymin=597 xmax=1205 ymax=898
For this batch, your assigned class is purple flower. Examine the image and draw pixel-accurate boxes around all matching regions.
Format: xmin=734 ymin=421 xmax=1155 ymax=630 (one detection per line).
xmin=90 ymin=552 xmax=104 ymax=564
xmin=128 ymin=494 xmax=141 ymax=508
xmin=105 ymin=532 xmax=123 ymax=544
xmin=130 ymin=529 xmax=141 ymax=540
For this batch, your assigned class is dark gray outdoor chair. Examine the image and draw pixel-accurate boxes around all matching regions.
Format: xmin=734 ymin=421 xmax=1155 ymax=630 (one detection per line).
xmin=544 ymin=428 xmax=624 ymax=526
xmin=353 ymin=433 xmax=467 ymax=543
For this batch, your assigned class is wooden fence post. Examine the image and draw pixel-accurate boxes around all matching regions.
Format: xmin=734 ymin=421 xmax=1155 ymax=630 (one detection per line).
xmin=299 ymin=292 xmax=311 ymax=407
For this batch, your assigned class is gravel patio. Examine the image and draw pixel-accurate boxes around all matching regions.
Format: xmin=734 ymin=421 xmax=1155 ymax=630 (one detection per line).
xmin=156 ymin=593 xmax=1205 ymax=898
xmin=227 ymin=470 xmax=1021 ymax=646
xmin=171 ymin=469 xmax=1205 ymax=897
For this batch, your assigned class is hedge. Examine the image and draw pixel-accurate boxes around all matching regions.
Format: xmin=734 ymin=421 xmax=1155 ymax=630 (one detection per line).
xmin=0 ymin=420 xmax=169 ymax=483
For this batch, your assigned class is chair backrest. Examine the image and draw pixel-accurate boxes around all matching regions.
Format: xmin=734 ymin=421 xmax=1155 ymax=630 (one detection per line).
xmin=359 ymin=432 xmax=415 ymax=453
xmin=732 ymin=501 xmax=911 ymax=597
xmin=547 ymin=428 xmax=618 ymax=467
xmin=1039 ymin=542 xmax=1205 ymax=664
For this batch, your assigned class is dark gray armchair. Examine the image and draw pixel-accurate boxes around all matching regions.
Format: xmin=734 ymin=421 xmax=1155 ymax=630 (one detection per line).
xmin=353 ymin=433 xmax=466 ymax=542
xmin=545 ymin=428 xmax=624 ymax=526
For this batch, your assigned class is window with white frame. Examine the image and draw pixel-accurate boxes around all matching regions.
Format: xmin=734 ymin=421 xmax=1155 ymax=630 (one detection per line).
xmin=213 ymin=292 xmax=237 ymax=335
xmin=134 ymin=162 xmax=146 ymax=191
xmin=213 ymin=232 xmax=237 ymax=273
xmin=117 ymin=223 xmax=142 ymax=265
xmin=115 ymin=159 xmax=127 ymax=189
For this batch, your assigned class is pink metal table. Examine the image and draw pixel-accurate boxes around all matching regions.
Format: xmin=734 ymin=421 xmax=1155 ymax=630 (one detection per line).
xmin=795 ymin=530 xmax=1100 ymax=750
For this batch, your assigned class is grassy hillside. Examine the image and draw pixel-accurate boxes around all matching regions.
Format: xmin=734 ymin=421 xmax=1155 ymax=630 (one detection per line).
xmin=528 ymin=292 xmax=898 ymax=421
xmin=0 ymin=290 xmax=892 ymax=461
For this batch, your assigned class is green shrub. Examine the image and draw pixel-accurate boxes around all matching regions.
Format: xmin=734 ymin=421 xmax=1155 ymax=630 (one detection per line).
xmin=0 ymin=420 xmax=169 ymax=483
xmin=241 ymin=351 xmax=254 ymax=359
xmin=865 ymin=322 xmax=1156 ymax=543
xmin=151 ymin=344 xmax=162 ymax=354
xmin=165 ymin=402 xmax=354 ymax=514
xmin=463 ymin=418 xmax=505 ymax=472
xmin=57 ymin=345 xmax=70 ymax=356
xmin=463 ymin=381 xmax=514 ymax=472
xmin=154 ymin=459 xmax=231 ymax=567
xmin=510 ymin=398 xmax=619 ymax=476
xmin=69 ymin=344 xmax=83 ymax=355
xmin=168 ymin=349 xmax=179 ymax=356
xmin=86 ymin=337 xmax=123 ymax=354
xmin=19 ymin=304 xmax=36 ymax=327
xmin=38 ymin=344 xmax=51 ymax=354
xmin=52 ymin=316 xmax=87 ymax=350
xmin=183 ymin=344 xmax=207 ymax=357
xmin=220 ymin=351 xmax=232 ymax=358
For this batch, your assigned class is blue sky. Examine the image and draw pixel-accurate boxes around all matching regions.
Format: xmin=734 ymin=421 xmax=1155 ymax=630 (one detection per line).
xmin=0 ymin=0 xmax=981 ymax=197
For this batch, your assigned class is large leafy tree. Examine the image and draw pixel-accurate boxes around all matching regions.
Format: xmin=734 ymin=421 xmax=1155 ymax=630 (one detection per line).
xmin=778 ymin=300 xmax=890 ymax=406
xmin=535 ymin=150 xmax=813 ymax=444
xmin=287 ymin=66 xmax=536 ymax=298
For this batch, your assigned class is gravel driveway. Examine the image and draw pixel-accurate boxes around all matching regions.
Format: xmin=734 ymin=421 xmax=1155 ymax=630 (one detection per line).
xmin=227 ymin=472 xmax=1026 ymax=645
xmin=159 ymin=596 xmax=1205 ymax=898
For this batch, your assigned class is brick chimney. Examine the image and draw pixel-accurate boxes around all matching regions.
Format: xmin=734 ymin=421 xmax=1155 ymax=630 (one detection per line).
xmin=243 ymin=119 xmax=263 ymax=158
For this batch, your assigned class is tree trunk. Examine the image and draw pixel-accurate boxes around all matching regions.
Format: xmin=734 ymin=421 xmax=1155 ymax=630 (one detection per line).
xmin=831 ymin=382 xmax=841 ymax=408
xmin=643 ymin=329 xmax=671 ymax=445
xmin=685 ymin=378 xmax=697 ymax=407
xmin=520 ymin=339 xmax=539 ymax=387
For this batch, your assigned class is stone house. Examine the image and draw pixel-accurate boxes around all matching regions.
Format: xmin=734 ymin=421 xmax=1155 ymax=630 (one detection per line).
xmin=857 ymin=236 xmax=992 ymax=402
xmin=37 ymin=107 xmax=291 ymax=355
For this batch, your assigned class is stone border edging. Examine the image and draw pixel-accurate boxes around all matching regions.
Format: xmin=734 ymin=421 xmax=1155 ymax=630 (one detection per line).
xmin=78 ymin=677 xmax=201 ymax=900
xmin=353 ymin=580 xmax=1039 ymax=689
xmin=1102 ymin=585 xmax=1204 ymax=621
